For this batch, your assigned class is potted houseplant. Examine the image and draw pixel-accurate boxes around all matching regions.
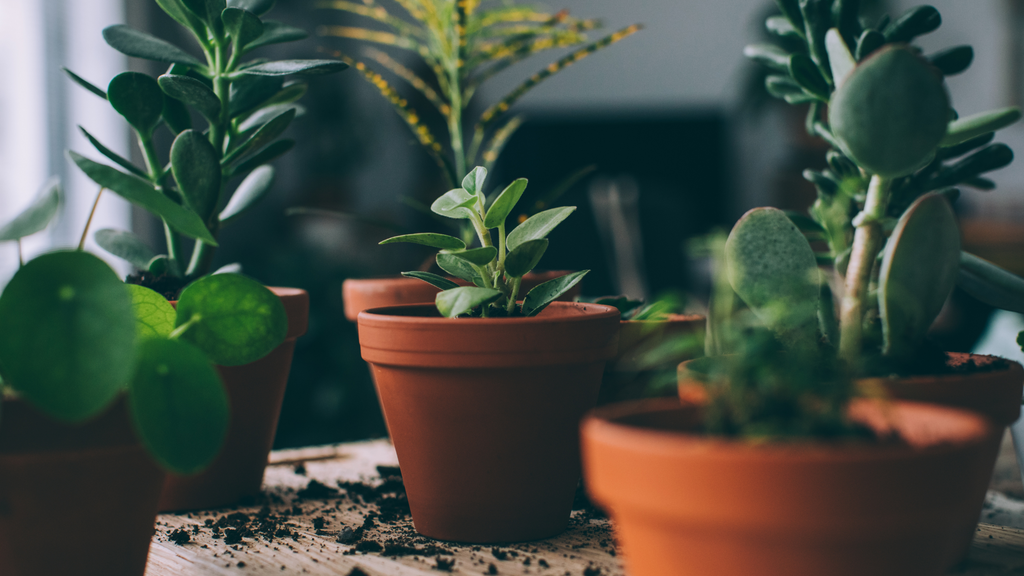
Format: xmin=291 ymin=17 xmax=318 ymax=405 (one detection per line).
xmin=63 ymin=0 xmax=344 ymax=510
xmin=0 ymin=180 xmax=278 ymax=574
xmin=318 ymin=0 xmax=640 ymax=317
xmin=358 ymin=167 xmax=619 ymax=542
xmin=710 ymin=0 xmax=1024 ymax=565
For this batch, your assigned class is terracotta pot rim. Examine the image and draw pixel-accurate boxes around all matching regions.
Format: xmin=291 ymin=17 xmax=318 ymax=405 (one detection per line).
xmin=343 ymin=270 xmax=577 ymax=284
xmin=359 ymin=301 xmax=620 ymax=326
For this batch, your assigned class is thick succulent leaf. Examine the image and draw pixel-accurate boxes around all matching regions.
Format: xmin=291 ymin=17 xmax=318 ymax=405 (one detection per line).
xmin=241 ymin=59 xmax=347 ymax=76
xmin=228 ymin=139 xmax=293 ymax=177
xmin=223 ymin=108 xmax=295 ymax=165
xmin=462 ymin=166 xmax=487 ymax=197
xmin=483 ymin=178 xmax=528 ymax=228
xmin=435 ymin=287 xmax=502 ymax=318
xmin=878 ymin=193 xmax=960 ymax=359
xmin=244 ymin=20 xmax=308 ymax=50
xmin=725 ymin=207 xmax=820 ymax=344
xmin=102 ymin=25 xmax=204 ymax=66
xmin=148 ymin=255 xmax=181 ymax=277
xmin=229 ymin=74 xmax=283 ymax=117
xmin=128 ymin=337 xmax=229 ymax=474
xmin=522 ymin=270 xmax=588 ymax=317
xmin=237 ymin=102 xmax=303 ymax=132
xmin=774 ymin=0 xmax=805 ymax=33
xmin=743 ymin=43 xmax=790 ymax=72
xmin=854 ymin=29 xmax=884 ymax=61
xmin=227 ymin=0 xmax=275 ymax=16
xmin=379 ymin=233 xmax=465 ymax=251
xmin=222 ymin=7 xmax=264 ymax=48
xmin=925 ymin=144 xmax=1014 ymax=189
xmin=0 ymin=251 xmax=135 ymax=423
xmin=70 ymin=152 xmax=218 ymax=245
xmin=941 ymin=108 xmax=1022 ymax=148
xmin=155 ymin=0 xmax=206 ymax=32
xmin=175 ymin=273 xmax=287 ymax=366
xmin=219 ymin=165 xmax=274 ymax=225
xmin=213 ymin=263 xmax=242 ymax=275
xmin=171 ymin=130 xmax=222 ymax=221
xmin=825 ymin=28 xmax=856 ymax=89
xmin=79 ymin=126 xmax=147 ymax=179
xmin=436 ymin=253 xmax=483 ymax=285
xmin=830 ymin=46 xmax=950 ymax=178
xmin=126 ymin=284 xmax=176 ymax=339
xmin=263 ymin=81 xmax=307 ymax=107
xmin=883 ymin=5 xmax=941 ymax=43
xmin=0 ymin=177 xmax=62 ymax=241
xmin=788 ymin=53 xmax=829 ymax=100
xmin=504 ymin=238 xmax=548 ymax=278
xmin=506 ymin=206 xmax=575 ymax=251
xmin=937 ymin=133 xmax=994 ymax=160
xmin=401 ymin=271 xmax=460 ymax=291
xmin=94 ymin=228 xmax=157 ymax=270
xmin=63 ymin=68 xmax=107 ymax=99
xmin=431 ymin=188 xmax=478 ymax=220
xmin=766 ymin=15 xmax=803 ymax=39
xmin=108 ymin=72 xmax=165 ymax=134
xmin=162 ymin=92 xmax=192 ymax=134
xmin=765 ymin=75 xmax=817 ymax=104
xmin=158 ymin=74 xmax=221 ymax=122
xmin=958 ymin=252 xmax=1024 ymax=314
xmin=181 ymin=0 xmax=227 ymax=28
xmin=929 ymin=45 xmax=973 ymax=76
xmin=445 ymin=246 xmax=497 ymax=267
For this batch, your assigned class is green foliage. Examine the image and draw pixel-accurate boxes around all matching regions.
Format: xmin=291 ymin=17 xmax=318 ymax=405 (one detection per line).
xmin=127 ymin=284 xmax=178 ymax=338
xmin=0 ymin=178 xmax=62 ymax=242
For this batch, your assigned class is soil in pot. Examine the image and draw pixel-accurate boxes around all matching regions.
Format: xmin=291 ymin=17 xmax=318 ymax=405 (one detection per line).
xmin=358 ymin=301 xmax=619 ymax=543
xmin=159 ymin=287 xmax=310 ymax=512
xmin=582 ymin=397 xmax=991 ymax=576
xmin=0 ymin=397 xmax=166 ymax=576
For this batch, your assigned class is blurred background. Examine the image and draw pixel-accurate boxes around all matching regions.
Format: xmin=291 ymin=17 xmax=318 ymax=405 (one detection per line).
xmin=2 ymin=0 xmax=1024 ymax=447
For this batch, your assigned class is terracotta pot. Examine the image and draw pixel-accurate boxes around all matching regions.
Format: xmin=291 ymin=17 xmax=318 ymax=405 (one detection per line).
xmin=582 ymin=397 xmax=990 ymax=576
xmin=678 ymin=353 xmax=1024 ymax=567
xmin=0 ymin=397 xmax=165 ymax=576
xmin=159 ymin=287 xmax=309 ymax=511
xmin=599 ymin=314 xmax=705 ymax=405
xmin=343 ymin=270 xmax=582 ymax=321
xmin=358 ymin=301 xmax=619 ymax=542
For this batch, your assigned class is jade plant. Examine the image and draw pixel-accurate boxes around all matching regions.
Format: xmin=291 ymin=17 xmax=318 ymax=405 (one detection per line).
xmin=379 ymin=166 xmax=585 ymax=317
xmin=733 ymin=1 xmax=1024 ymax=372
xmin=0 ymin=179 xmax=286 ymax=474
xmin=65 ymin=0 xmax=347 ymax=285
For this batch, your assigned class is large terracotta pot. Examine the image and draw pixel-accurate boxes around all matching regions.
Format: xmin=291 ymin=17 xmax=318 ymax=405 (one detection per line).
xmin=159 ymin=287 xmax=309 ymax=511
xmin=582 ymin=397 xmax=990 ymax=576
xmin=0 ymin=397 xmax=165 ymax=576
xmin=343 ymin=270 xmax=582 ymax=321
xmin=678 ymin=353 xmax=1024 ymax=567
xmin=358 ymin=301 xmax=619 ymax=542
xmin=599 ymin=314 xmax=705 ymax=405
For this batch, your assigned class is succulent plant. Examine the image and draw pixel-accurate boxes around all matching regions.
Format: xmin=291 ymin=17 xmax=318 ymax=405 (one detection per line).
xmin=735 ymin=1 xmax=1023 ymax=370
xmin=65 ymin=0 xmax=347 ymax=283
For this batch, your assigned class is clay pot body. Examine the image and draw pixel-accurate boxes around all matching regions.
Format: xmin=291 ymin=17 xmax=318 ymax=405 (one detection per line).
xmin=599 ymin=314 xmax=705 ymax=405
xmin=358 ymin=302 xmax=619 ymax=542
xmin=0 ymin=398 xmax=165 ymax=576
xmin=582 ymin=398 xmax=990 ymax=576
xmin=343 ymin=271 xmax=581 ymax=321
xmin=159 ymin=287 xmax=309 ymax=511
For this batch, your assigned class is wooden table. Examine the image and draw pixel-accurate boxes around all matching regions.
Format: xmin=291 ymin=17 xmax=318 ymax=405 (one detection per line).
xmin=145 ymin=439 xmax=1024 ymax=576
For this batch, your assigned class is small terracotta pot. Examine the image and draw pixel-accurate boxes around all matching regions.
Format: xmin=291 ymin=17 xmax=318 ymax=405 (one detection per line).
xmin=599 ymin=314 xmax=705 ymax=405
xmin=0 ymin=397 xmax=165 ymax=576
xmin=582 ymin=397 xmax=990 ymax=576
xmin=343 ymin=270 xmax=582 ymax=321
xmin=159 ymin=287 xmax=309 ymax=511
xmin=358 ymin=301 xmax=619 ymax=542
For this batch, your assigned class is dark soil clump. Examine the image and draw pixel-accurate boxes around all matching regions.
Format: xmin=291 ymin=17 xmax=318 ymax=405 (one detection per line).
xmin=125 ymin=271 xmax=188 ymax=301
xmin=169 ymin=528 xmax=191 ymax=545
xmin=297 ymin=479 xmax=339 ymax=499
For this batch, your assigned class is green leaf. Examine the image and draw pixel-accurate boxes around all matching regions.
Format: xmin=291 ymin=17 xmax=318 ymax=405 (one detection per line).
xmin=774 ymin=0 xmax=805 ymax=33
xmin=522 ymin=270 xmax=588 ymax=317
xmin=743 ymin=44 xmax=791 ymax=72
xmin=158 ymin=74 xmax=221 ymax=122
xmin=162 ymin=91 xmax=193 ymax=134
xmin=126 ymin=284 xmax=176 ymax=338
xmin=958 ymin=252 xmax=1024 ymax=315
xmin=941 ymin=107 xmax=1022 ymax=147
xmin=70 ymin=151 xmax=218 ymax=245
xmin=379 ymin=233 xmax=465 ymax=251
xmin=431 ymin=188 xmax=478 ymax=220
xmin=219 ymin=165 xmax=275 ymax=225
xmin=929 ymin=46 xmax=973 ymax=76
xmin=765 ymin=75 xmax=816 ymax=104
xmin=264 ymin=81 xmax=307 ymax=107
xmin=227 ymin=0 xmax=275 ymax=16
xmin=883 ymin=5 xmax=941 ymax=43
xmin=435 ymin=287 xmax=502 ymax=318
xmin=244 ymin=20 xmax=308 ymax=50
xmin=175 ymin=273 xmax=287 ymax=366
xmin=222 ymin=7 xmax=264 ymax=49
xmin=229 ymin=74 xmax=284 ymax=117
xmin=228 ymin=139 xmax=293 ymax=177
xmin=925 ymin=144 xmax=1014 ymax=190
xmin=102 ymin=25 xmax=204 ymax=67
xmin=506 ymin=206 xmax=575 ymax=251
xmin=445 ymin=246 xmax=497 ymax=267
xmin=107 ymin=72 xmax=165 ymax=134
xmin=504 ymin=238 xmax=548 ymax=278
xmin=155 ymin=0 xmax=206 ymax=33
xmin=94 ymin=228 xmax=157 ymax=269
xmin=401 ymin=271 xmax=460 ymax=291
xmin=483 ymin=178 xmax=528 ymax=228
xmin=825 ymin=28 xmax=856 ymax=89
xmin=462 ymin=166 xmax=488 ymax=196
xmin=788 ymin=53 xmax=829 ymax=100
xmin=223 ymin=108 xmax=295 ymax=165
xmin=170 ymin=130 xmax=222 ymax=221
xmin=0 ymin=251 xmax=135 ymax=423
xmin=181 ymin=0 xmax=227 ymax=28
xmin=436 ymin=253 xmax=483 ymax=285
xmin=766 ymin=15 xmax=802 ymax=40
xmin=79 ymin=126 xmax=148 ymax=179
xmin=62 ymin=68 xmax=107 ymax=99
xmin=854 ymin=29 xmax=884 ymax=61
xmin=0 ymin=177 xmax=62 ymax=242
xmin=240 ymin=59 xmax=347 ymax=76
xmin=237 ymin=102 xmax=303 ymax=132
xmin=128 ymin=337 xmax=229 ymax=474
xmin=148 ymin=255 xmax=181 ymax=277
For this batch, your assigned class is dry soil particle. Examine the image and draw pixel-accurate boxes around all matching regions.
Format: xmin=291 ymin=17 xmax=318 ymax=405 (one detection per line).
xmin=435 ymin=556 xmax=455 ymax=571
xmin=169 ymin=529 xmax=191 ymax=545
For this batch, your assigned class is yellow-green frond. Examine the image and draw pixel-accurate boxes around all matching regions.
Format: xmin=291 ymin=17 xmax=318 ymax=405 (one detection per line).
xmin=481 ymin=115 xmax=523 ymax=172
xmin=317 ymin=1 xmax=426 ymax=40
xmin=363 ymin=47 xmax=452 ymax=117
xmin=318 ymin=26 xmax=423 ymax=52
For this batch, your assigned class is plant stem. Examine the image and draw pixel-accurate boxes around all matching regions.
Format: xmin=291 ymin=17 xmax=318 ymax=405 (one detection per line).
xmin=185 ymin=239 xmax=216 ymax=279
xmin=839 ymin=174 xmax=891 ymax=364
xmin=506 ymin=276 xmax=521 ymax=314
xmin=168 ymin=313 xmax=202 ymax=339
xmin=78 ymin=187 xmax=105 ymax=250
xmin=16 ymin=239 xmax=23 ymax=267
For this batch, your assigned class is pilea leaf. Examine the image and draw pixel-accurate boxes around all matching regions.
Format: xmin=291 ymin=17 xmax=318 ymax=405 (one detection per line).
xmin=0 ymin=177 xmax=62 ymax=242
xmin=435 ymin=287 xmax=502 ymax=318
xmin=506 ymin=206 xmax=575 ymax=251
xmin=219 ymin=165 xmax=275 ymax=225
xmin=241 ymin=59 xmax=347 ymax=76
xmin=402 ymin=271 xmax=460 ymax=291
xmin=379 ymin=233 xmax=465 ymax=251
xmin=158 ymin=74 xmax=221 ymax=122
xmin=484 ymin=178 xmax=528 ymax=228
xmin=431 ymin=188 xmax=478 ymax=220
xmin=445 ymin=246 xmax=497 ymax=266
xmin=170 ymin=130 xmax=222 ymax=222
xmin=126 ymin=284 xmax=177 ymax=339
xmin=504 ymin=238 xmax=548 ymax=278
xmin=94 ymin=228 xmax=157 ymax=270
xmin=108 ymin=72 xmax=165 ymax=134
xmin=522 ymin=270 xmax=588 ymax=317
xmin=102 ymin=25 xmax=204 ymax=67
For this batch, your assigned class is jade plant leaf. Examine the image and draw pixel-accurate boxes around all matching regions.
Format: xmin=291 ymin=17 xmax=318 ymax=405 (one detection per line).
xmin=244 ymin=20 xmax=308 ymax=50
xmin=504 ymin=238 xmax=548 ymax=278
xmin=929 ymin=45 xmax=974 ymax=76
xmin=158 ymin=74 xmax=221 ymax=122
xmin=829 ymin=46 xmax=950 ymax=178
xmin=222 ymin=7 xmax=264 ymax=48
xmin=824 ymin=28 xmax=855 ymax=90
xmin=63 ymin=68 xmax=107 ymax=99
xmin=483 ymin=178 xmax=528 ymax=228
xmin=108 ymin=72 xmax=166 ymax=134
xmin=855 ymin=29 xmax=884 ymax=61
xmin=436 ymin=253 xmax=483 ymax=286
xmin=401 ymin=271 xmax=460 ymax=291
xmin=957 ymin=252 xmax=1024 ymax=315
xmin=94 ymin=228 xmax=157 ymax=270
xmin=229 ymin=74 xmax=284 ymax=117
xmin=0 ymin=251 xmax=136 ymax=423
xmin=222 ymin=108 xmax=295 ymax=165
xmin=522 ymin=270 xmax=588 ymax=317
xmin=126 ymin=284 xmax=177 ymax=338
xmin=228 ymin=0 xmax=275 ymax=16
xmin=228 ymin=139 xmax=293 ymax=177
xmin=379 ymin=233 xmax=465 ymax=251
xmin=102 ymin=25 xmax=204 ymax=67
xmin=162 ymin=95 xmax=192 ymax=134
xmin=883 ymin=5 xmax=941 ymax=43
xmin=743 ymin=44 xmax=791 ymax=71
xmin=788 ymin=53 xmax=829 ymax=100
xmin=219 ymin=165 xmax=275 ymax=225
xmin=0 ymin=177 xmax=61 ymax=242
xmin=79 ymin=126 xmax=148 ymax=178
xmin=128 ymin=337 xmax=229 ymax=474
xmin=155 ymin=0 xmax=206 ymax=32
xmin=174 ymin=274 xmax=287 ymax=366
xmin=506 ymin=207 xmax=575 ymax=251
xmin=242 ymin=60 xmax=348 ymax=76
xmin=445 ymin=246 xmax=497 ymax=267
xmin=431 ymin=188 xmax=478 ymax=220
xmin=436 ymin=287 xmax=502 ymax=318
xmin=941 ymin=108 xmax=1022 ymax=148
xmin=148 ymin=255 xmax=181 ymax=277
xmin=878 ymin=192 xmax=961 ymax=359
xmin=171 ymin=130 xmax=222 ymax=221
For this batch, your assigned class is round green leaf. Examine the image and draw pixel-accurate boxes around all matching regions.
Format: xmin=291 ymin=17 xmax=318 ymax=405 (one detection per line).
xmin=175 ymin=273 xmax=287 ymax=366
xmin=504 ymin=238 xmax=548 ymax=278
xmin=436 ymin=287 xmax=502 ymax=318
xmin=0 ymin=251 xmax=136 ymax=423
xmin=108 ymin=72 xmax=166 ymax=134
xmin=379 ymin=233 xmax=465 ymax=251
xmin=171 ymin=130 xmax=222 ymax=222
xmin=127 ymin=284 xmax=177 ymax=339
xmin=128 ymin=338 xmax=229 ymax=474
xmin=483 ymin=178 xmax=528 ymax=228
